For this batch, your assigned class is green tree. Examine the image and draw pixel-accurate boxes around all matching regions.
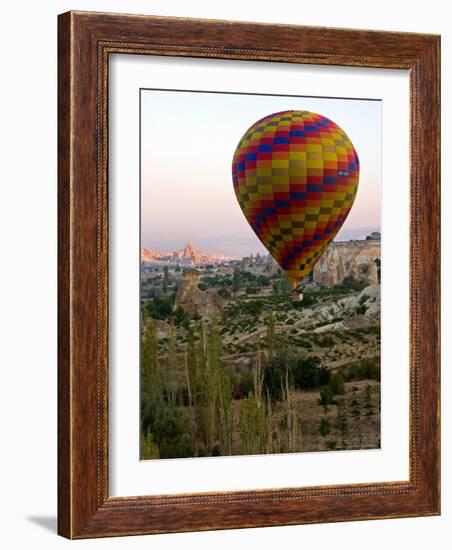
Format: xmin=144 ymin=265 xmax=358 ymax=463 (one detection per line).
xmin=282 ymin=370 xmax=300 ymax=452
xmin=140 ymin=430 xmax=160 ymax=459
xmin=141 ymin=317 xmax=161 ymax=402
xmin=337 ymin=414 xmax=348 ymax=436
xmin=364 ymin=384 xmax=374 ymax=416
xmin=162 ymin=266 xmax=170 ymax=293
xmin=186 ymin=327 xmax=198 ymax=407
xmin=240 ymin=391 xmax=267 ymax=455
xmin=319 ymin=417 xmax=331 ymax=437
xmin=319 ymin=387 xmax=335 ymax=408
xmin=190 ymin=323 xmax=233 ymax=456
xmin=232 ymin=267 xmax=241 ymax=295
xmin=217 ymin=365 xmax=233 ymax=455
xmin=329 ymin=372 xmax=345 ymax=396
xmin=165 ymin=324 xmax=179 ymax=406
xmin=151 ymin=404 xmax=194 ymax=458
xmin=279 ymin=271 xmax=292 ymax=295
xmin=265 ymin=311 xmax=276 ymax=357
xmin=290 ymin=355 xmax=330 ymax=389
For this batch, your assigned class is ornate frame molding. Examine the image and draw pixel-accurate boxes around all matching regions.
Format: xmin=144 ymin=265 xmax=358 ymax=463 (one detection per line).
xmin=58 ymin=11 xmax=440 ymax=538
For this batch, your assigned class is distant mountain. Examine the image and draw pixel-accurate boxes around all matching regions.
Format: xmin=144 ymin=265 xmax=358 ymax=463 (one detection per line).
xmin=141 ymin=241 xmax=239 ymax=266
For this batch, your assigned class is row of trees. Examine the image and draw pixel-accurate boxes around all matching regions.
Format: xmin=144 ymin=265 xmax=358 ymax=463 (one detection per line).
xmin=140 ymin=308 xmax=341 ymax=459
xmin=141 ymin=317 xmax=233 ymax=458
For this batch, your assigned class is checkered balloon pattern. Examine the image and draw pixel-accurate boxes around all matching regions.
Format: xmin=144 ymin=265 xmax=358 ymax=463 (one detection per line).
xmin=232 ymin=110 xmax=360 ymax=288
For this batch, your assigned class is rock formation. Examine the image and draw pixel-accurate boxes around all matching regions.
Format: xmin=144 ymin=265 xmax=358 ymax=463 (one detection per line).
xmin=174 ymin=269 xmax=224 ymax=319
xmin=313 ymin=241 xmax=381 ymax=288
xmin=142 ymin=242 xmax=238 ymax=266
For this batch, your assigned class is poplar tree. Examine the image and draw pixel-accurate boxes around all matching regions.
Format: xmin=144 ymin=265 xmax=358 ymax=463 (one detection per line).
xmin=141 ymin=317 xmax=161 ymax=402
xmin=232 ymin=267 xmax=240 ymax=295
xmin=186 ymin=327 xmax=198 ymax=407
xmin=239 ymin=391 xmax=267 ymax=455
xmin=165 ymin=323 xmax=178 ymax=406
xmin=282 ymin=370 xmax=300 ymax=452
xmin=162 ymin=266 xmax=169 ymax=293
xmin=265 ymin=311 xmax=276 ymax=358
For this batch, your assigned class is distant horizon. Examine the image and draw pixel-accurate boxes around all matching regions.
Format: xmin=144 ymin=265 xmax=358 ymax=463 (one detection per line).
xmin=141 ymin=226 xmax=381 ymax=258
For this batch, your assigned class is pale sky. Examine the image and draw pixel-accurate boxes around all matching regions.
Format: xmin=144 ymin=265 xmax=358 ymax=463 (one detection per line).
xmin=141 ymin=89 xmax=381 ymax=256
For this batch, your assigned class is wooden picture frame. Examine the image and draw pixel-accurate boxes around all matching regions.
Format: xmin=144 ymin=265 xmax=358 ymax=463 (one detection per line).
xmin=58 ymin=11 xmax=440 ymax=539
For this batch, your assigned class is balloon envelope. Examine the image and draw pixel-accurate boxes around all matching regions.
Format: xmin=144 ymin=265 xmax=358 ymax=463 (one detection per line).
xmin=232 ymin=110 xmax=360 ymax=288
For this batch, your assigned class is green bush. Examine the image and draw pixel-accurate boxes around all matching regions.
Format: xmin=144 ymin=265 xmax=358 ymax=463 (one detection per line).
xmin=236 ymin=368 xmax=254 ymax=399
xmin=344 ymin=357 xmax=380 ymax=382
xmin=145 ymin=295 xmax=174 ymax=320
xmin=141 ymin=401 xmax=193 ymax=459
xmin=337 ymin=415 xmax=348 ymax=435
xmin=245 ymin=286 xmax=259 ymax=295
xmin=319 ymin=417 xmax=331 ymax=437
xmin=317 ymin=335 xmax=335 ymax=348
xmin=341 ymin=276 xmax=366 ymax=291
xmin=218 ymin=287 xmax=231 ymax=299
xmin=262 ymin=361 xmax=285 ymax=403
xmin=173 ymin=306 xmax=189 ymax=327
xmin=329 ymin=372 xmax=345 ymax=395
xmin=319 ymin=387 xmax=335 ymax=406
xmin=140 ymin=430 xmax=160 ymax=459
xmin=355 ymin=304 xmax=368 ymax=315
xmin=289 ymin=355 xmax=330 ymax=389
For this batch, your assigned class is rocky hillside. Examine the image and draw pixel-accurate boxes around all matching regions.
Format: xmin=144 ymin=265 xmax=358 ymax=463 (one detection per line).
xmin=313 ymin=240 xmax=380 ymax=288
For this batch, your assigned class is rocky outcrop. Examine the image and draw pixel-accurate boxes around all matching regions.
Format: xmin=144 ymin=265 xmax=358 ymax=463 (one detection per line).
xmin=313 ymin=241 xmax=380 ymax=288
xmin=299 ymin=285 xmax=381 ymax=333
xmin=142 ymin=242 xmax=238 ymax=266
xmin=174 ymin=269 xmax=224 ymax=319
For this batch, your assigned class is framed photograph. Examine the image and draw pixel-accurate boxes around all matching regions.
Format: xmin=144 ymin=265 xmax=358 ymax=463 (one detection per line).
xmin=58 ymin=11 xmax=440 ymax=538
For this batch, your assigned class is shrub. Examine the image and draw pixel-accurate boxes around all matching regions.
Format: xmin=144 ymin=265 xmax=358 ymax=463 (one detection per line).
xmin=245 ymin=286 xmax=259 ymax=295
xmin=173 ymin=306 xmax=189 ymax=327
xmin=218 ymin=287 xmax=231 ymax=299
xmin=236 ymin=368 xmax=254 ymax=399
xmin=337 ymin=415 xmax=348 ymax=435
xmin=159 ymin=431 xmax=194 ymax=459
xmin=319 ymin=387 xmax=335 ymax=406
xmin=290 ymin=355 xmax=330 ymax=389
xmin=355 ymin=304 xmax=368 ymax=315
xmin=145 ymin=295 xmax=174 ymax=320
xmin=329 ymin=372 xmax=345 ymax=396
xmin=140 ymin=430 xmax=160 ymax=459
xmin=319 ymin=417 xmax=331 ymax=437
xmin=344 ymin=357 xmax=380 ymax=382
xmin=141 ymin=401 xmax=193 ymax=459
xmin=262 ymin=361 xmax=285 ymax=403
xmin=317 ymin=335 xmax=335 ymax=348
xmin=341 ymin=276 xmax=366 ymax=291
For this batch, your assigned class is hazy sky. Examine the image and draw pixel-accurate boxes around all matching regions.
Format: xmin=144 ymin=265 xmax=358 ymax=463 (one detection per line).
xmin=141 ymin=89 xmax=381 ymax=256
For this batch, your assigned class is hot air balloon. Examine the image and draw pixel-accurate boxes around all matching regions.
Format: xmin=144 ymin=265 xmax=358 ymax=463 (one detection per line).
xmin=232 ymin=110 xmax=359 ymax=299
